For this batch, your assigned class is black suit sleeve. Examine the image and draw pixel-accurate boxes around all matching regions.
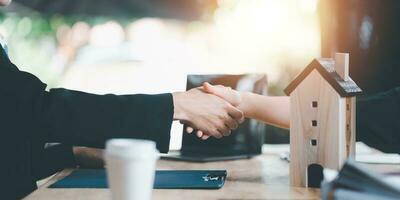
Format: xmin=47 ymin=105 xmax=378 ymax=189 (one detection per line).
xmin=1 ymin=50 xmax=173 ymax=153
xmin=31 ymin=143 xmax=76 ymax=181
xmin=356 ymin=87 xmax=400 ymax=153
xmin=38 ymin=89 xmax=174 ymax=152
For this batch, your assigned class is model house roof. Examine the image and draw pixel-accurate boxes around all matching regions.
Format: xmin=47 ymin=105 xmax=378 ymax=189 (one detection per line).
xmin=284 ymin=58 xmax=362 ymax=97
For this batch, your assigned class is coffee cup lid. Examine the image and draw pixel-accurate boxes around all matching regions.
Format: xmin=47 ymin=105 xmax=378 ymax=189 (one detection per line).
xmin=106 ymin=139 xmax=158 ymax=158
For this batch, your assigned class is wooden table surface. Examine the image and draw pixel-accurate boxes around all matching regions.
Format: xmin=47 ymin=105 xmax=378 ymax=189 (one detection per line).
xmin=24 ymin=145 xmax=399 ymax=200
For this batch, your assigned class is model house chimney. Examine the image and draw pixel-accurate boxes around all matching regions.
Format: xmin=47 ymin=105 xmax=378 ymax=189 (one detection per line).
xmin=335 ymin=53 xmax=350 ymax=81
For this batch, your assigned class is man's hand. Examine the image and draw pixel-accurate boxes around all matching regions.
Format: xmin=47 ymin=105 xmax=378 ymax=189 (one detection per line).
xmin=73 ymin=147 xmax=104 ymax=169
xmin=172 ymin=87 xmax=244 ymax=139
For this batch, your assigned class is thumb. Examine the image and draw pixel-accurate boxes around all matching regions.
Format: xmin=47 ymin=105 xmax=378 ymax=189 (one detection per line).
xmin=203 ymin=82 xmax=240 ymax=106
xmin=203 ymin=82 xmax=227 ymax=98
xmin=203 ymin=82 xmax=217 ymax=94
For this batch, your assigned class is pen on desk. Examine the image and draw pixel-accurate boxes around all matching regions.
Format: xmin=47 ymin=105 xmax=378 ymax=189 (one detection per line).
xmin=279 ymin=152 xmax=290 ymax=162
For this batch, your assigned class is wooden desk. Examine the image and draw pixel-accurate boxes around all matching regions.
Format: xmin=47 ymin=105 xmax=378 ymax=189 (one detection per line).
xmin=24 ymin=145 xmax=399 ymax=200
xmin=24 ymin=147 xmax=319 ymax=200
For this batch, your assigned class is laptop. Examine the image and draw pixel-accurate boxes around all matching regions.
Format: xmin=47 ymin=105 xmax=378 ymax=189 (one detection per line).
xmin=162 ymin=74 xmax=267 ymax=162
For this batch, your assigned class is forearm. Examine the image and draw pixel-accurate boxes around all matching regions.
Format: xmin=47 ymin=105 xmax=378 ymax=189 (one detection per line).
xmin=36 ymin=89 xmax=174 ymax=152
xmin=239 ymin=92 xmax=290 ymax=129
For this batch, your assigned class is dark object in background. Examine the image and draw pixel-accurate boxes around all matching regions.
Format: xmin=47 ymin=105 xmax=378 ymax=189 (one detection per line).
xmin=321 ymin=159 xmax=400 ymax=200
xmin=166 ymin=74 xmax=267 ymax=162
xmin=320 ymin=0 xmax=400 ymax=95
xmin=11 ymin=0 xmax=217 ymax=20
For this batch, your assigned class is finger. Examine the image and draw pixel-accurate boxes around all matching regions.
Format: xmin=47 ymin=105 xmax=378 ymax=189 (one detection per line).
xmin=227 ymin=105 xmax=244 ymax=121
xmin=203 ymin=82 xmax=217 ymax=94
xmin=204 ymin=82 xmax=240 ymax=106
xmin=238 ymin=115 xmax=246 ymax=124
xmin=222 ymin=128 xmax=232 ymax=137
xmin=221 ymin=113 xmax=239 ymax=131
xmin=201 ymin=135 xmax=210 ymax=140
xmin=186 ymin=126 xmax=194 ymax=134
xmin=210 ymin=129 xmax=223 ymax=138
xmin=204 ymin=82 xmax=227 ymax=96
xmin=196 ymin=130 xmax=204 ymax=138
xmin=182 ymin=121 xmax=202 ymax=135
xmin=216 ymin=122 xmax=231 ymax=137
xmin=197 ymin=86 xmax=205 ymax=91
xmin=225 ymin=115 xmax=239 ymax=130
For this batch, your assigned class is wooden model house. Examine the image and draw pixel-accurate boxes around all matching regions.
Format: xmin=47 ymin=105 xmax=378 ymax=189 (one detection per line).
xmin=284 ymin=53 xmax=362 ymax=187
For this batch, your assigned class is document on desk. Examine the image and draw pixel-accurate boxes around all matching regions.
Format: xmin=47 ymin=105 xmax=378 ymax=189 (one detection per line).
xmin=355 ymin=142 xmax=400 ymax=164
xmin=356 ymin=154 xmax=400 ymax=164
xmin=321 ymin=160 xmax=400 ymax=200
xmin=50 ymin=169 xmax=227 ymax=189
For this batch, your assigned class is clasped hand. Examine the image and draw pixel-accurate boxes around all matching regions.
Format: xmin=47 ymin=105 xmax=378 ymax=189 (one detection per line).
xmin=172 ymin=82 xmax=243 ymax=140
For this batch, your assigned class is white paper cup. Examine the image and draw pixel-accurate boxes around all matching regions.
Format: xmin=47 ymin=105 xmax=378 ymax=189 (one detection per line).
xmin=105 ymin=139 xmax=159 ymax=200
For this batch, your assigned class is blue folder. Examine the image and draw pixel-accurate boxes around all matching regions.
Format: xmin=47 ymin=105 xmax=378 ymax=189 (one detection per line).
xmin=50 ymin=169 xmax=227 ymax=189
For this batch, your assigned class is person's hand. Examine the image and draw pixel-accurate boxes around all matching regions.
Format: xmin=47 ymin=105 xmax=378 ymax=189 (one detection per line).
xmin=204 ymin=82 xmax=291 ymax=129
xmin=203 ymin=82 xmax=242 ymax=107
xmin=73 ymin=147 xmax=104 ymax=169
xmin=185 ymin=82 xmax=245 ymax=140
xmin=172 ymin=87 xmax=244 ymax=139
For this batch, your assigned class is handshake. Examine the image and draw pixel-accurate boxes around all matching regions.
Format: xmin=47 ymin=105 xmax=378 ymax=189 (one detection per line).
xmin=172 ymin=82 xmax=244 ymax=140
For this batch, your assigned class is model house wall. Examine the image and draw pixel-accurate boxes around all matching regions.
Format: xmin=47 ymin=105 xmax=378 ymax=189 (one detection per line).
xmin=289 ymin=69 xmax=347 ymax=187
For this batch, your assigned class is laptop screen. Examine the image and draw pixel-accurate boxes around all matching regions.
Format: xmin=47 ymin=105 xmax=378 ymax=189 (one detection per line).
xmin=181 ymin=74 xmax=267 ymax=156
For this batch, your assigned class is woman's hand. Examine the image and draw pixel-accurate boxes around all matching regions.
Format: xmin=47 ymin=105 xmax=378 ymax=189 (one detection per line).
xmin=187 ymin=82 xmax=291 ymax=136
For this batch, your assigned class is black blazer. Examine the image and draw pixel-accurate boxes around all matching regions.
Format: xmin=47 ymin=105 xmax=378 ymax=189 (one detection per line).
xmin=0 ymin=46 xmax=174 ymax=199
xmin=357 ymin=87 xmax=400 ymax=154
